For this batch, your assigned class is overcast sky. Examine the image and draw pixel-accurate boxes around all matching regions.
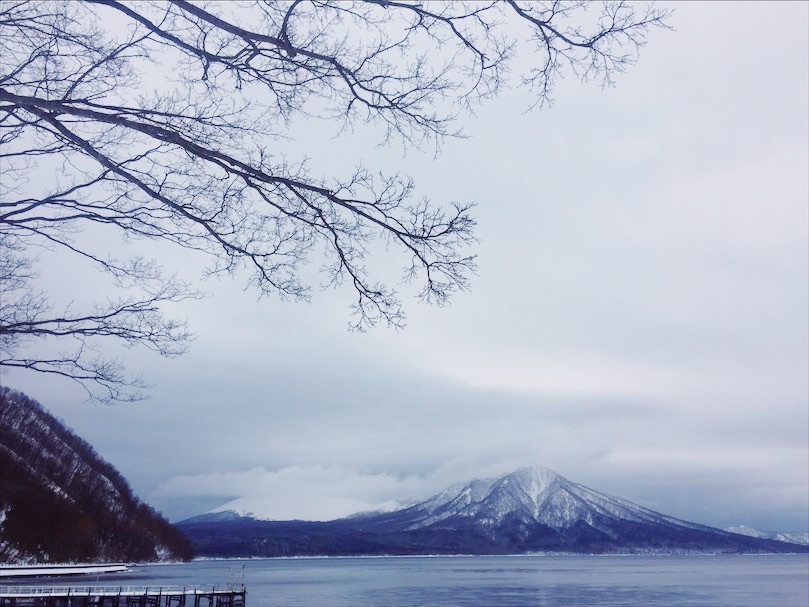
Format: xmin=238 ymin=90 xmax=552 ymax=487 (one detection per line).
xmin=5 ymin=2 xmax=808 ymax=533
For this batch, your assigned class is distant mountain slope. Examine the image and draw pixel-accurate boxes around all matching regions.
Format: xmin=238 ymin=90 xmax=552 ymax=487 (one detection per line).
xmin=0 ymin=386 xmax=192 ymax=564
xmin=178 ymin=467 xmax=808 ymax=556
xmin=725 ymin=525 xmax=809 ymax=546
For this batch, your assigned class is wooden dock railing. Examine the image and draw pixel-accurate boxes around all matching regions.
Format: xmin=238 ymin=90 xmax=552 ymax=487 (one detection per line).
xmin=0 ymin=585 xmax=246 ymax=607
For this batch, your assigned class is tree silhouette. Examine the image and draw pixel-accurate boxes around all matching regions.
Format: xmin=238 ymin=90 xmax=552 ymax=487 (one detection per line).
xmin=0 ymin=0 xmax=671 ymax=401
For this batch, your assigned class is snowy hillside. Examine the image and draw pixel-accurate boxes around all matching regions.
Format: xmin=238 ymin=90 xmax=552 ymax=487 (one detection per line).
xmin=0 ymin=387 xmax=192 ymax=564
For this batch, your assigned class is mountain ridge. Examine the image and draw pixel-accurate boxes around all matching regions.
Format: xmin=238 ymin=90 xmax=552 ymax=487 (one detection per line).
xmin=178 ymin=466 xmax=808 ymax=556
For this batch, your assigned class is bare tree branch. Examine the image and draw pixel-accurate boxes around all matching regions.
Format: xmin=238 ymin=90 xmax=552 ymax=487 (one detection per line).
xmin=0 ymin=0 xmax=671 ymax=401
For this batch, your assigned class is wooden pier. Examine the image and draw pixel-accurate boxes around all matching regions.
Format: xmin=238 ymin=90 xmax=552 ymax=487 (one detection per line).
xmin=0 ymin=586 xmax=245 ymax=607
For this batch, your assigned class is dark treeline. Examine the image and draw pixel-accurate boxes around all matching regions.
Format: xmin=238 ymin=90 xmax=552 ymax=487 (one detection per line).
xmin=0 ymin=386 xmax=192 ymax=563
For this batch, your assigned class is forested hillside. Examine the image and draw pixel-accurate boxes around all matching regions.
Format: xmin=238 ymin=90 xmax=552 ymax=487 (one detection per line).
xmin=0 ymin=387 xmax=192 ymax=563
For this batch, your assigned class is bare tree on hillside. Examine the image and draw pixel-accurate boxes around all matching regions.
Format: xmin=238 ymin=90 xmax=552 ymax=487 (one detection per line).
xmin=0 ymin=0 xmax=671 ymax=402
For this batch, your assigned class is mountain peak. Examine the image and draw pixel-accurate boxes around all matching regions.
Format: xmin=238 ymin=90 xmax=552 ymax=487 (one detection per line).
xmin=509 ymin=465 xmax=561 ymax=481
xmin=385 ymin=466 xmax=571 ymax=530
xmin=501 ymin=467 xmax=563 ymax=502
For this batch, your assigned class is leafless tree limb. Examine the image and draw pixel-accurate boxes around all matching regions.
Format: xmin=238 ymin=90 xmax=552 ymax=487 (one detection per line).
xmin=0 ymin=0 xmax=671 ymax=401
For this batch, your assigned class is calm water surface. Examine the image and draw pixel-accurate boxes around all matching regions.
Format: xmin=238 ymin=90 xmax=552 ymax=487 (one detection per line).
xmin=8 ymin=555 xmax=809 ymax=606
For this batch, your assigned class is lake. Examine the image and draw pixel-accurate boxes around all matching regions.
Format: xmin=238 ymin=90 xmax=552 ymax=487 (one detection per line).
xmin=6 ymin=555 xmax=809 ymax=606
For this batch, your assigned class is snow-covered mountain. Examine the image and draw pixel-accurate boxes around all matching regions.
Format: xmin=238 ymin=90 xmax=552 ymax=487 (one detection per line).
xmin=178 ymin=466 xmax=809 ymax=556
xmin=726 ymin=525 xmax=809 ymax=546
xmin=363 ymin=466 xmax=711 ymax=533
